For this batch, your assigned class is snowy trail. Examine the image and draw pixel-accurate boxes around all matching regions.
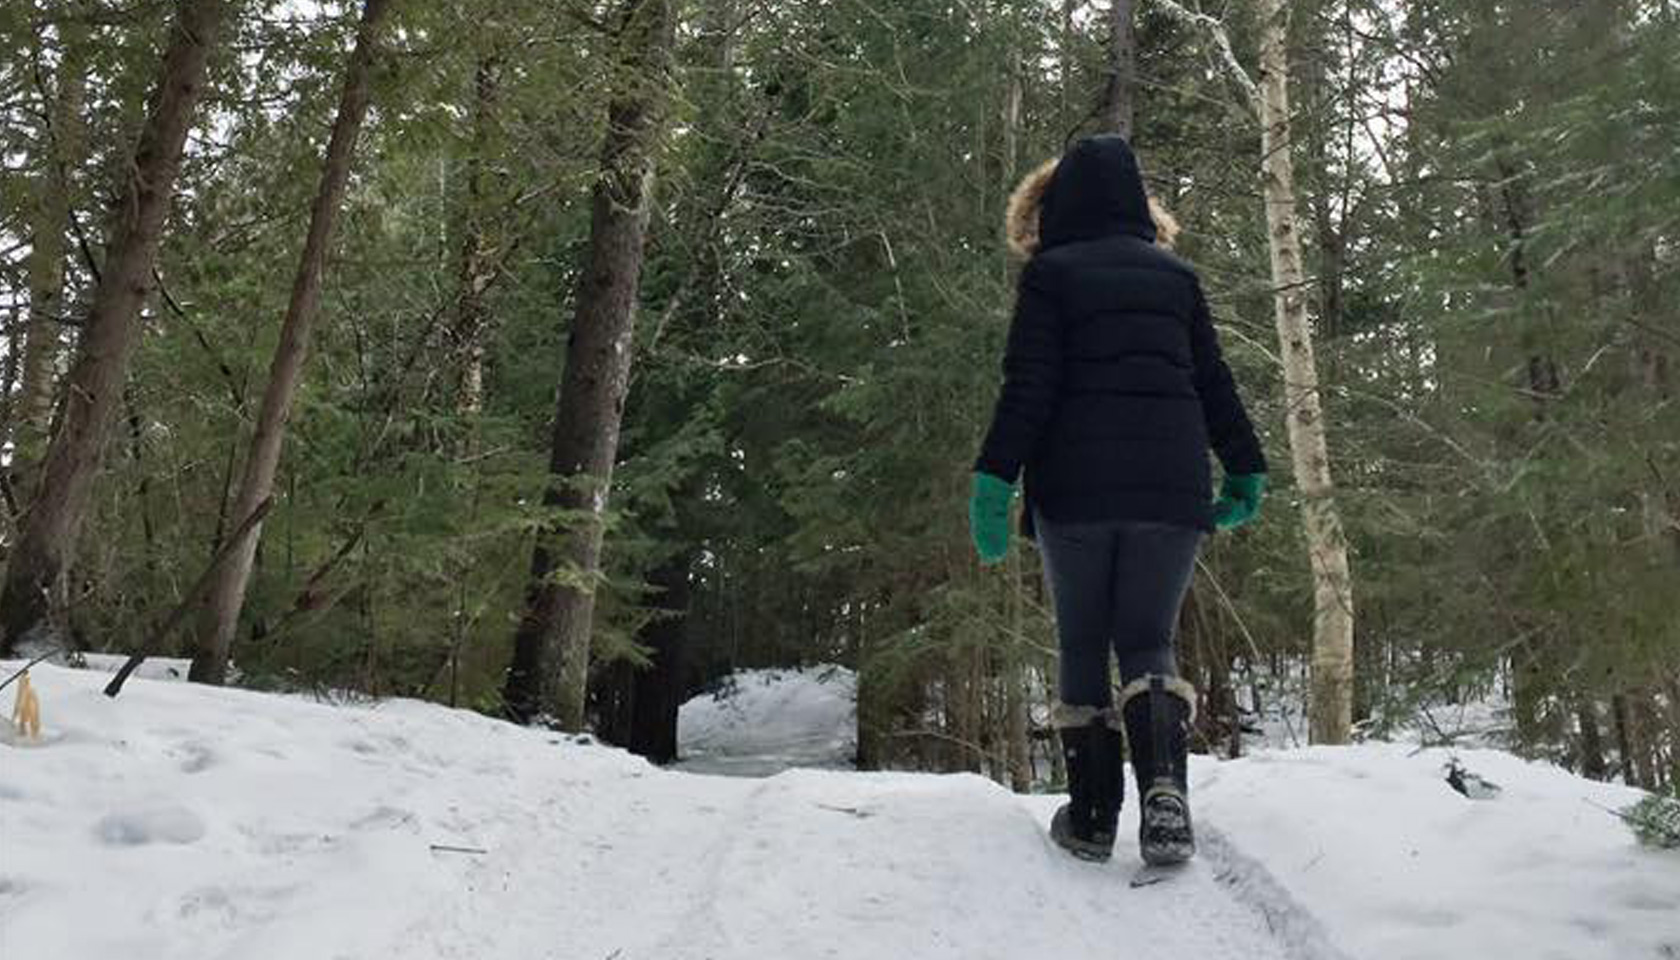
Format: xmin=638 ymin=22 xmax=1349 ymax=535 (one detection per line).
xmin=1 ymin=665 xmax=1303 ymax=960
xmin=397 ymin=765 xmax=1300 ymax=960
xmin=5 ymin=664 xmax=1675 ymax=960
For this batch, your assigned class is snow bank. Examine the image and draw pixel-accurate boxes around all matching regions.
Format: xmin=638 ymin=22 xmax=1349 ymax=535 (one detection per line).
xmin=2 ymin=663 xmax=1291 ymax=960
xmin=0 ymin=663 xmax=647 ymax=959
xmin=71 ymin=653 xmax=195 ymax=683
xmin=1197 ymin=744 xmax=1680 ymax=960
xmin=677 ymin=665 xmax=856 ymax=775
xmin=3 ymin=662 xmax=1675 ymax=960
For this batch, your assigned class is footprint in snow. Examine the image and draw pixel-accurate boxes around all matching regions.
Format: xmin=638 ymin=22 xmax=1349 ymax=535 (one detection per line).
xmin=95 ymin=806 xmax=207 ymax=846
xmin=173 ymin=741 xmax=217 ymax=774
xmin=242 ymin=828 xmax=340 ymax=856
xmin=175 ymin=883 xmax=292 ymax=930
xmin=351 ymin=805 xmax=418 ymax=832
xmin=1387 ymin=903 xmax=1462 ymax=929
xmin=1619 ymin=889 xmax=1678 ymax=912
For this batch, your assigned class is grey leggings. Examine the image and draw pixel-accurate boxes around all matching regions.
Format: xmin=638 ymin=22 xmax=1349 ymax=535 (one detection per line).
xmin=1036 ymin=514 xmax=1202 ymax=710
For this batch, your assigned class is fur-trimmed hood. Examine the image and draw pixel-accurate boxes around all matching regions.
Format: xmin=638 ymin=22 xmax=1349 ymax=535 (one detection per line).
xmin=1006 ymin=137 xmax=1180 ymax=258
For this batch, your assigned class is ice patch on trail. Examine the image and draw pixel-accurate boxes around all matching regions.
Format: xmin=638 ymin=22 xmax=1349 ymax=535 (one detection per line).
xmin=677 ymin=665 xmax=857 ymax=775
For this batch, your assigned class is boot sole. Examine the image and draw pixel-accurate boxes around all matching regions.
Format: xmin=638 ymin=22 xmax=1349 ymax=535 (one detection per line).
xmin=1140 ymin=788 xmax=1195 ymax=866
xmin=1140 ymin=841 xmax=1195 ymax=867
xmin=1051 ymin=806 xmax=1116 ymax=862
xmin=1053 ymin=832 xmax=1116 ymax=862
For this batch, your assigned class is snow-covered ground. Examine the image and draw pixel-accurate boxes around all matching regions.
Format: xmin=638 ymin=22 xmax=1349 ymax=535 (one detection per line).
xmin=677 ymin=665 xmax=857 ymax=775
xmin=1196 ymin=746 xmax=1679 ymax=960
xmin=2 ymin=661 xmax=1676 ymax=960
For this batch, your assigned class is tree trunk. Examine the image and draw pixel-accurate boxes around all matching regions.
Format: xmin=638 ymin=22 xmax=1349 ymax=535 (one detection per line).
xmin=1005 ymin=662 xmax=1032 ymax=790
xmin=1101 ymin=0 xmax=1137 ymax=138
xmin=1633 ymin=693 xmax=1666 ymax=791
xmin=1610 ymin=692 xmax=1634 ymax=785
xmin=450 ymin=50 xmax=503 ymax=429
xmin=855 ymin=630 xmax=886 ymax=770
xmin=0 ymin=0 xmax=230 ymax=656
xmin=501 ymin=0 xmax=676 ymax=728
xmin=189 ymin=0 xmax=396 ymax=684
xmin=1256 ymin=0 xmax=1356 ymax=745
xmin=16 ymin=6 xmax=89 ymax=480
xmin=1574 ymin=698 xmax=1608 ymax=780
xmin=1665 ymin=676 xmax=1680 ymax=791
xmin=1002 ymin=549 xmax=1033 ymax=791
xmin=629 ymin=554 xmax=693 ymax=763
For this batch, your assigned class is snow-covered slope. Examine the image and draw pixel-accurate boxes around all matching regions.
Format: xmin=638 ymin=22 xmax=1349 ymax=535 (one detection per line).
xmin=677 ymin=665 xmax=857 ymax=775
xmin=1197 ymin=745 xmax=1680 ymax=960
xmin=1 ymin=663 xmax=1291 ymax=960
xmin=2 ymin=662 xmax=1676 ymax=960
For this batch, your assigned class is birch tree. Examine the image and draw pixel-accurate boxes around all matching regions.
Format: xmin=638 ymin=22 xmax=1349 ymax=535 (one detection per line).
xmin=1152 ymin=0 xmax=1356 ymax=743
xmin=1256 ymin=0 xmax=1355 ymax=744
xmin=189 ymin=0 xmax=398 ymax=685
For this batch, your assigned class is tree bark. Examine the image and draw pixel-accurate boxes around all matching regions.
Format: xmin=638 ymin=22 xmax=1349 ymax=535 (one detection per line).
xmin=16 ymin=6 xmax=89 ymax=479
xmin=0 ymin=0 xmax=230 ymax=656
xmin=188 ymin=0 xmax=396 ymax=684
xmin=501 ymin=0 xmax=676 ymax=728
xmin=1575 ymin=698 xmax=1608 ymax=780
xmin=1612 ymin=692 xmax=1637 ymax=785
xmin=1101 ymin=0 xmax=1137 ymax=138
xmin=628 ymin=553 xmax=693 ymax=763
xmin=1257 ymin=0 xmax=1356 ymax=745
xmin=449 ymin=50 xmax=502 ymax=429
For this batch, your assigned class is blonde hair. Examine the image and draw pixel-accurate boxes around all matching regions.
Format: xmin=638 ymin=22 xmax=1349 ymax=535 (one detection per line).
xmin=1148 ymin=195 xmax=1181 ymax=250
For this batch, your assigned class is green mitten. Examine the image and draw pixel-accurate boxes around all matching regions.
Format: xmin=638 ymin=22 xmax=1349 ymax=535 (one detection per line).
xmin=1212 ymin=473 xmax=1267 ymax=531
xmin=968 ymin=472 xmax=1015 ymax=564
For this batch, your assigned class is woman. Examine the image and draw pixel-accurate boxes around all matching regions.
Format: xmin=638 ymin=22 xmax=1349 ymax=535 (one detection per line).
xmin=969 ymin=136 xmax=1267 ymax=865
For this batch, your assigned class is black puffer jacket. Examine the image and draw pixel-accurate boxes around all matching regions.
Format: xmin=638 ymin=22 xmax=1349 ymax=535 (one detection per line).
xmin=975 ymin=136 xmax=1266 ymax=533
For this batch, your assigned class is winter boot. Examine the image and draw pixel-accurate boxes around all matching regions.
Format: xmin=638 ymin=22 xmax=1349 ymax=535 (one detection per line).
xmin=1049 ymin=704 xmax=1126 ymax=862
xmin=1119 ymin=675 xmax=1197 ymax=866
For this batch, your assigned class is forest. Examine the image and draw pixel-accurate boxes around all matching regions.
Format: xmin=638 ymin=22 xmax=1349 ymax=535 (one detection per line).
xmin=2 ymin=0 xmax=1676 ymax=796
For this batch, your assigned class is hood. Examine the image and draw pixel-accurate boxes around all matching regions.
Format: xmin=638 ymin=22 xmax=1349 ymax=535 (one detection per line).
xmin=1005 ymin=136 xmax=1178 ymax=258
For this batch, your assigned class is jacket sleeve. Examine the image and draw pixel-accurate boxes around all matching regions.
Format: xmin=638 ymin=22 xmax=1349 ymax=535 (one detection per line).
xmin=975 ymin=258 xmax=1062 ymax=483
xmin=1188 ymin=279 xmax=1268 ymax=476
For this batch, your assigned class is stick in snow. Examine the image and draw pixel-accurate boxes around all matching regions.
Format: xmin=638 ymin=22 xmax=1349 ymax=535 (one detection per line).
xmin=429 ymin=844 xmax=489 ymax=855
xmin=0 ymin=646 xmax=63 ymax=694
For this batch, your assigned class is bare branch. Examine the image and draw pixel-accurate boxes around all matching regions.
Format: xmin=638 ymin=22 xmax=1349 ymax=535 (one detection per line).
xmin=1146 ymin=0 xmax=1260 ymax=111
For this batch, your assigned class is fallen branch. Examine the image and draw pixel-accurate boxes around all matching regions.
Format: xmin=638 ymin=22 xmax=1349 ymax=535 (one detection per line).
xmin=104 ymin=497 xmax=274 ymax=698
